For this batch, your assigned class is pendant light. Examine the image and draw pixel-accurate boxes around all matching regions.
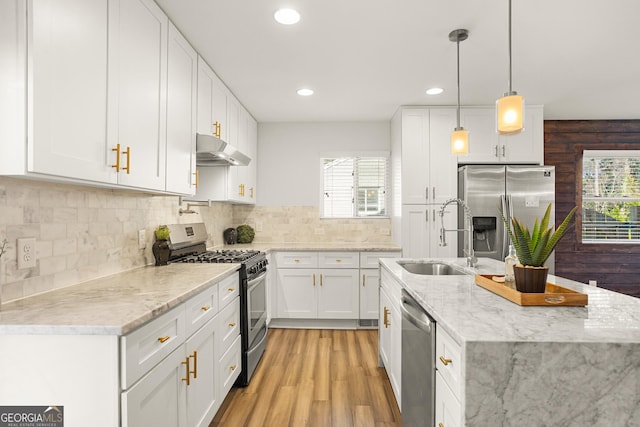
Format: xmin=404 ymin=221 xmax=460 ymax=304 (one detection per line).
xmin=449 ymin=29 xmax=469 ymax=155
xmin=496 ymin=0 xmax=524 ymax=134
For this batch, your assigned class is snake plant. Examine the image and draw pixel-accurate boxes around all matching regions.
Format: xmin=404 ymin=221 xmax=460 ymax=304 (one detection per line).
xmin=500 ymin=203 xmax=577 ymax=267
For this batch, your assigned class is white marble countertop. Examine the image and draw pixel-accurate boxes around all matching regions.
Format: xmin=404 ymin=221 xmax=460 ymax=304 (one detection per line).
xmin=0 ymin=263 xmax=239 ymax=335
xmin=381 ymin=257 xmax=640 ymax=344
xmin=213 ymin=242 xmax=402 ymax=252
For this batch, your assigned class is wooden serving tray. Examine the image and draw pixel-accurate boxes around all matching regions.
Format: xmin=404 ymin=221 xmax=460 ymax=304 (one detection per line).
xmin=475 ymin=274 xmax=588 ymax=306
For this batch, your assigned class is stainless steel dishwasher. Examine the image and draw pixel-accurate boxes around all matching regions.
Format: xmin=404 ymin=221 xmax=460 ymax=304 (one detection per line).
xmin=401 ymin=289 xmax=436 ymax=427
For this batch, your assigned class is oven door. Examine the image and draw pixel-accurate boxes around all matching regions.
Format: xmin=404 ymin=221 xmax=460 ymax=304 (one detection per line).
xmin=246 ymin=270 xmax=267 ymax=347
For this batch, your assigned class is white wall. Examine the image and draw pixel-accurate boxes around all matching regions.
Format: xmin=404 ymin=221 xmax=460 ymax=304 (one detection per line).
xmin=257 ymin=122 xmax=391 ymax=206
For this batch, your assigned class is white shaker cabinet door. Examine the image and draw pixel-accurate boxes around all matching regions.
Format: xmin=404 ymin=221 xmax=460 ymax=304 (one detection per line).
xmin=166 ymin=23 xmax=197 ymax=195
xmin=360 ymin=269 xmax=380 ymax=320
xmin=317 ymin=269 xmax=359 ymax=319
xmin=400 ymin=109 xmax=430 ymax=204
xmin=276 ymin=268 xmax=318 ymax=318
xmin=122 ymin=345 xmax=187 ymax=427
xmin=28 ymin=0 xmax=115 ymax=183
xmin=108 ymin=0 xmax=168 ymax=191
xmin=185 ymin=317 xmax=219 ymax=427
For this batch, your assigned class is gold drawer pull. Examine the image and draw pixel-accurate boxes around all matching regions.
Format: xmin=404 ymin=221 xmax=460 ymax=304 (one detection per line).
xmin=111 ymin=144 xmax=121 ymax=172
xmin=122 ymin=146 xmax=131 ymax=174
xmin=189 ymin=350 xmax=197 ymax=379
xmin=362 ymin=274 xmax=366 ymax=287
xmin=181 ymin=357 xmax=191 ymax=385
xmin=230 ymin=364 xmax=237 ymax=371
xmin=335 ymin=259 xmax=342 ymax=262
xmin=439 ymin=424 xmax=444 ymax=427
xmin=201 ymin=306 xmax=210 ymax=311
xmin=228 ymin=322 xmax=236 ymax=327
xmin=439 ymin=356 xmax=452 ymax=366
xmin=313 ymin=274 xmax=316 ymax=287
xmin=193 ymin=170 xmax=199 ymax=188
xmin=158 ymin=336 xmax=170 ymax=344
xmin=294 ymin=259 xmax=300 ymax=263
xmin=228 ymin=287 xmax=235 ymax=292
xmin=383 ymin=307 xmax=390 ymax=328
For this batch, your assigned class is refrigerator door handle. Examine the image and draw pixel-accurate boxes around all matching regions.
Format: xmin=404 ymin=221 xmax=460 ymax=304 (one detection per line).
xmin=501 ymin=195 xmax=510 ymax=260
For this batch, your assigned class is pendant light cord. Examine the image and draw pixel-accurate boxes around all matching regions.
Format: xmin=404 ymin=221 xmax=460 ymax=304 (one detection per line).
xmin=456 ymin=35 xmax=461 ymax=128
xmin=507 ymin=0 xmax=512 ymax=94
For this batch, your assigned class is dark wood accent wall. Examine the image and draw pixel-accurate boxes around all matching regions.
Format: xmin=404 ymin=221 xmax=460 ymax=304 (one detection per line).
xmin=544 ymin=120 xmax=640 ymax=298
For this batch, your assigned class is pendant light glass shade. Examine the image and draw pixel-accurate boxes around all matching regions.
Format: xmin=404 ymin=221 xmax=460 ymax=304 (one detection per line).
xmin=449 ymin=29 xmax=469 ymax=155
xmin=497 ymin=93 xmax=524 ymax=134
xmin=451 ymin=128 xmax=469 ymax=155
xmin=496 ymin=0 xmax=524 ymax=135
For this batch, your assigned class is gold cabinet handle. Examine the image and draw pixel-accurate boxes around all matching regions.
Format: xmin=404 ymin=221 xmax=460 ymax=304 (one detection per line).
xmin=193 ymin=170 xmax=199 ymax=188
xmin=335 ymin=259 xmax=342 ymax=263
xmin=216 ymin=122 xmax=221 ymax=138
xmin=158 ymin=336 xmax=170 ymax=344
xmin=294 ymin=259 xmax=300 ymax=263
xmin=439 ymin=356 xmax=452 ymax=366
xmin=181 ymin=356 xmax=191 ymax=385
xmin=320 ymin=274 xmax=323 ymax=286
xmin=213 ymin=121 xmax=221 ymax=138
xmin=250 ymin=187 xmax=254 ymax=198
xmin=439 ymin=424 xmax=444 ymax=427
xmin=383 ymin=307 xmax=390 ymax=328
xmin=239 ymin=184 xmax=243 ymax=196
xmin=189 ymin=350 xmax=197 ymax=379
xmin=228 ymin=322 xmax=236 ymax=327
xmin=362 ymin=274 xmax=366 ymax=287
xmin=230 ymin=364 xmax=237 ymax=371
xmin=111 ymin=144 xmax=121 ymax=172
xmin=228 ymin=287 xmax=235 ymax=292
xmin=313 ymin=273 xmax=316 ymax=287
xmin=201 ymin=306 xmax=210 ymax=311
xmin=122 ymin=146 xmax=131 ymax=174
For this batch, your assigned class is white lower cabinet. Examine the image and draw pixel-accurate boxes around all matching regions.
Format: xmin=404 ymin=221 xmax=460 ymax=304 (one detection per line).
xmin=185 ymin=317 xmax=219 ymax=427
xmin=435 ymin=325 xmax=463 ymax=427
xmin=379 ymin=268 xmax=402 ymax=406
xmin=275 ymin=252 xmax=359 ymax=319
xmin=122 ymin=344 xmax=187 ymax=427
xmin=273 ymin=251 xmax=400 ymax=321
xmin=435 ymin=372 xmax=462 ymax=427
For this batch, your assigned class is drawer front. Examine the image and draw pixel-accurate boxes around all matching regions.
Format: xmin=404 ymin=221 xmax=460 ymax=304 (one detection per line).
xmin=185 ymin=282 xmax=219 ymax=337
xmin=436 ymin=325 xmax=463 ymax=397
xmin=218 ymin=273 xmax=240 ymax=309
xmin=359 ymin=251 xmax=400 ymax=269
xmin=380 ymin=267 xmax=402 ymax=303
xmin=318 ymin=252 xmax=359 ymax=269
xmin=121 ymin=305 xmax=186 ymax=389
xmin=275 ymin=251 xmax=318 ymax=268
xmin=218 ymin=335 xmax=242 ymax=398
xmin=217 ymin=296 xmax=240 ymax=353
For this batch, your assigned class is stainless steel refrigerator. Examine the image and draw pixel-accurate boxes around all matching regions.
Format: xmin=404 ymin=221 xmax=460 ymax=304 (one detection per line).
xmin=458 ymin=165 xmax=556 ymax=271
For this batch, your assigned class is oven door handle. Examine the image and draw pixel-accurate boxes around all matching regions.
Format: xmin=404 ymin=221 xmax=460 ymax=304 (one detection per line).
xmin=247 ymin=271 xmax=267 ymax=290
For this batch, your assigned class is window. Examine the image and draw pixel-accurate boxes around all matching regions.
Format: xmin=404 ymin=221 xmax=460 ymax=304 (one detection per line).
xmin=321 ymin=155 xmax=388 ymax=218
xmin=582 ymin=150 xmax=640 ymax=243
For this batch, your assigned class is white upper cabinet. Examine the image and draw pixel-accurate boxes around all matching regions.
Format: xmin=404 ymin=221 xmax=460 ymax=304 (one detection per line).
xmin=197 ymin=57 xmax=229 ymax=139
xmin=107 ymin=0 xmax=168 ymax=191
xmin=460 ymin=106 xmax=543 ymax=165
xmin=165 ymin=23 xmax=197 ymax=195
xmin=22 ymin=0 xmax=115 ymax=183
xmin=398 ymin=108 xmax=458 ymax=205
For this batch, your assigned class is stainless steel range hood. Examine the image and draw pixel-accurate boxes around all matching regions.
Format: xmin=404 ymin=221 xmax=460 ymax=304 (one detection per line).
xmin=196 ymin=133 xmax=251 ymax=166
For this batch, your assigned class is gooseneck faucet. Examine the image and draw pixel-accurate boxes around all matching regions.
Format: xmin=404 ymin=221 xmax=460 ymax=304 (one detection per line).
xmin=438 ymin=198 xmax=478 ymax=268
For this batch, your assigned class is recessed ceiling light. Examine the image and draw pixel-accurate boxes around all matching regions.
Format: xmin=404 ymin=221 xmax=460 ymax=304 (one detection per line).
xmin=297 ymin=88 xmax=314 ymax=96
xmin=274 ymin=8 xmax=300 ymax=25
xmin=426 ymin=87 xmax=444 ymax=95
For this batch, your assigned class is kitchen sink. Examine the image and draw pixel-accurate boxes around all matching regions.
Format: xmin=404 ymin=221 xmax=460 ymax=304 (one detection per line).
xmin=397 ymin=261 xmax=467 ymax=276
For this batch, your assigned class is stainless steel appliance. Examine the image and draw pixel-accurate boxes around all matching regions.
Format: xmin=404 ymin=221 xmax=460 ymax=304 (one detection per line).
xmin=166 ymin=223 xmax=268 ymax=387
xmin=401 ymin=289 xmax=436 ymax=427
xmin=457 ymin=165 xmax=555 ymax=270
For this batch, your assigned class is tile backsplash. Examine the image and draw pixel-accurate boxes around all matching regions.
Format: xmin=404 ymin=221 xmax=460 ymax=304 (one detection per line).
xmin=0 ymin=178 xmax=392 ymax=304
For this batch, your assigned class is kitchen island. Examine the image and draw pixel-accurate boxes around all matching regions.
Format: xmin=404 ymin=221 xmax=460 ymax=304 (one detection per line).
xmin=380 ymin=257 xmax=640 ymax=426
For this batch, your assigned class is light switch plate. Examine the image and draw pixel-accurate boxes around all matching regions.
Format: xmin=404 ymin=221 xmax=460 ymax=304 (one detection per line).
xmin=17 ymin=238 xmax=36 ymax=269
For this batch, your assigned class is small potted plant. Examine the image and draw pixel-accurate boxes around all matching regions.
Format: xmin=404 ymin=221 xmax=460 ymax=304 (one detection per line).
xmin=152 ymin=225 xmax=171 ymax=266
xmin=500 ymin=203 xmax=577 ymax=293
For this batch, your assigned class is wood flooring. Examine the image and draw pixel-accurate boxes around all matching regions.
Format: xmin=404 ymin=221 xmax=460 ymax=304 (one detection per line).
xmin=209 ymin=328 xmax=403 ymax=427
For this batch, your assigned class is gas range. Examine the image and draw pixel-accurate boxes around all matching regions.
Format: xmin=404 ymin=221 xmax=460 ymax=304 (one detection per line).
xmin=176 ymin=249 xmax=262 ymax=264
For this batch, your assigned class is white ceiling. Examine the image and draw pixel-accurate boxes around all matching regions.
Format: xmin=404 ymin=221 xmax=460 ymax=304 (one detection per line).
xmin=155 ymin=0 xmax=640 ymax=123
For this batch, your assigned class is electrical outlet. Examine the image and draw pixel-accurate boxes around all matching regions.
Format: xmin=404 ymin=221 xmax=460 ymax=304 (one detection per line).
xmin=17 ymin=238 xmax=37 ymax=269
xmin=138 ymin=229 xmax=146 ymax=249
xmin=588 ymin=280 xmax=598 ymax=287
